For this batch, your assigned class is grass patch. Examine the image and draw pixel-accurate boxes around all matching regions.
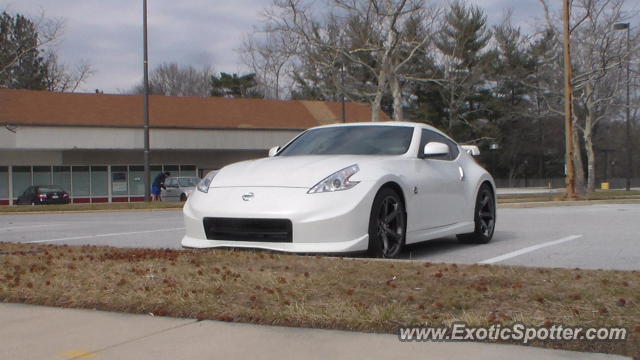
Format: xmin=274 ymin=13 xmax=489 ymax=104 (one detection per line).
xmin=0 ymin=202 xmax=183 ymax=213
xmin=0 ymin=242 xmax=638 ymax=356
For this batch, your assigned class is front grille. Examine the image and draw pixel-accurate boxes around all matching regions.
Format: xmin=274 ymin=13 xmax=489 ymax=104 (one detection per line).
xmin=203 ymin=217 xmax=293 ymax=243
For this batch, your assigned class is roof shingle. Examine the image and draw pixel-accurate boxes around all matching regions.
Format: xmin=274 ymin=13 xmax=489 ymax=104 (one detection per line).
xmin=0 ymin=89 xmax=389 ymax=129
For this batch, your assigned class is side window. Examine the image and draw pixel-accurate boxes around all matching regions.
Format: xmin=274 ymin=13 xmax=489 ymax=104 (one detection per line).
xmin=166 ymin=178 xmax=176 ymax=187
xmin=419 ymin=129 xmax=459 ymax=161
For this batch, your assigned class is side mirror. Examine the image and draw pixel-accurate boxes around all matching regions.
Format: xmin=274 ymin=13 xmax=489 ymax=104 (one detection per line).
xmin=268 ymin=146 xmax=280 ymax=157
xmin=461 ymin=145 xmax=480 ymax=156
xmin=422 ymin=142 xmax=449 ymax=158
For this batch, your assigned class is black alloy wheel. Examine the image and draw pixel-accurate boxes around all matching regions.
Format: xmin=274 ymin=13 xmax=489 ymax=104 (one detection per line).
xmin=458 ymin=183 xmax=496 ymax=244
xmin=368 ymin=187 xmax=406 ymax=258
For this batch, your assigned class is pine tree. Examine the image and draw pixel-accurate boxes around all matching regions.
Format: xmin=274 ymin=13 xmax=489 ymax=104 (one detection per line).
xmin=434 ymin=0 xmax=492 ymax=137
xmin=210 ymin=72 xmax=261 ymax=98
xmin=0 ymin=12 xmax=48 ymax=90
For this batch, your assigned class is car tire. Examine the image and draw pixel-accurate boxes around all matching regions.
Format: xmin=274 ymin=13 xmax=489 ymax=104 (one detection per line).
xmin=457 ymin=183 xmax=496 ymax=244
xmin=367 ymin=187 xmax=406 ymax=258
xmin=180 ymin=193 xmax=187 ymax=202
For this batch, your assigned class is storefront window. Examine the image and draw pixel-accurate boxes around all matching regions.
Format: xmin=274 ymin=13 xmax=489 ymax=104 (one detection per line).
xmin=180 ymin=165 xmax=197 ymax=177
xmin=90 ymin=166 xmax=108 ymax=196
xmin=12 ymin=166 xmax=31 ymax=199
xmin=33 ymin=166 xmax=52 ymax=185
xmin=53 ymin=166 xmax=71 ymax=193
xmin=72 ymin=166 xmax=90 ymax=196
xmin=163 ymin=165 xmax=179 ymax=176
xmin=0 ymin=167 xmax=8 ymax=200
xmin=129 ymin=166 xmax=144 ymax=196
xmin=111 ymin=166 xmax=128 ymax=196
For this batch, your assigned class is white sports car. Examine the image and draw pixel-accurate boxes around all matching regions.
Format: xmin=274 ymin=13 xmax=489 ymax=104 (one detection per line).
xmin=182 ymin=122 xmax=496 ymax=258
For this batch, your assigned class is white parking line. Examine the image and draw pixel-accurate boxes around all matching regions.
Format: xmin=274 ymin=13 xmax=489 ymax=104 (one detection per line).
xmin=479 ymin=235 xmax=583 ymax=264
xmin=26 ymin=227 xmax=185 ymax=244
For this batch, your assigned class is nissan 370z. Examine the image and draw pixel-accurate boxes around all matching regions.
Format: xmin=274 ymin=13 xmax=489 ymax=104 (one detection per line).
xmin=182 ymin=122 xmax=496 ymax=258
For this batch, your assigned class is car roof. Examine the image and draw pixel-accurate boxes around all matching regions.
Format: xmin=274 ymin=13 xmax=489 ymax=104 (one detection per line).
xmin=313 ymin=121 xmax=430 ymax=129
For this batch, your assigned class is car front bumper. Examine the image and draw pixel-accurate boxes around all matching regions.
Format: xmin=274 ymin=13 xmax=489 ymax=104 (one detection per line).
xmin=181 ymin=183 xmax=376 ymax=253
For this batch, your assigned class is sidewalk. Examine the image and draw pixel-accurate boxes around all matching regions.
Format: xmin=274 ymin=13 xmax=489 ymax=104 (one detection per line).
xmin=0 ymin=303 xmax=628 ymax=360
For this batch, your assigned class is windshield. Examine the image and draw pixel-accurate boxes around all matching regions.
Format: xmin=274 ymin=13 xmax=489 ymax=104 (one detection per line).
xmin=178 ymin=177 xmax=200 ymax=187
xmin=277 ymin=126 xmax=414 ymax=156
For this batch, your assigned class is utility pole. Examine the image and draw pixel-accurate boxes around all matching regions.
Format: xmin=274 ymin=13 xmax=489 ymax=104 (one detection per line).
xmin=626 ymin=25 xmax=632 ymax=191
xmin=143 ymin=0 xmax=151 ymax=202
xmin=562 ymin=0 xmax=576 ymax=199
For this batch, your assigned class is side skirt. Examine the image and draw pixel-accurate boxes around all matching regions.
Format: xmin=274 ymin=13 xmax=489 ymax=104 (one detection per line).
xmin=405 ymin=222 xmax=475 ymax=245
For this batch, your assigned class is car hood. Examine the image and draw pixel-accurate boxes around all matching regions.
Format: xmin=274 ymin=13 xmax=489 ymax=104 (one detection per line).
xmin=210 ymin=155 xmax=381 ymax=188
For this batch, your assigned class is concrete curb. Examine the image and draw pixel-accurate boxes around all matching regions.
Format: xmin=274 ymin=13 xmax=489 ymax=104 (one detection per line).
xmin=499 ymin=198 xmax=640 ymax=208
xmin=0 ymin=207 xmax=183 ymax=216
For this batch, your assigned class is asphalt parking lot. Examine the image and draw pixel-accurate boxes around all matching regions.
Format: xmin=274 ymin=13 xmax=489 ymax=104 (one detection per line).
xmin=1 ymin=204 xmax=638 ymax=270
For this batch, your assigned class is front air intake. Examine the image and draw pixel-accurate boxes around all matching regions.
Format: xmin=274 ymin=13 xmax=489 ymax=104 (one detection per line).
xmin=203 ymin=217 xmax=293 ymax=243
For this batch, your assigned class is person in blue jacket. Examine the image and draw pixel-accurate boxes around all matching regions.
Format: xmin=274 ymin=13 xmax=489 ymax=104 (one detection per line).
xmin=152 ymin=172 xmax=171 ymax=201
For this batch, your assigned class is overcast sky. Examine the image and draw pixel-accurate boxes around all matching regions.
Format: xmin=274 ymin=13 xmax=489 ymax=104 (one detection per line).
xmin=1 ymin=0 xmax=543 ymax=94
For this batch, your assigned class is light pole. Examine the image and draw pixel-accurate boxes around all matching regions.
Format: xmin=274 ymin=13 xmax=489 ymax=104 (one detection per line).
xmin=143 ymin=0 xmax=151 ymax=202
xmin=614 ymin=22 xmax=631 ymax=191
xmin=341 ymin=63 xmax=346 ymax=123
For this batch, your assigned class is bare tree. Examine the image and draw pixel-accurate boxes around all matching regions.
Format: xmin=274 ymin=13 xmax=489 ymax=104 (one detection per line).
xmin=131 ymin=62 xmax=213 ymax=97
xmin=248 ymin=0 xmax=439 ymax=121
xmin=571 ymin=0 xmax=635 ymax=192
xmin=539 ymin=0 xmax=638 ymax=192
xmin=241 ymin=28 xmax=295 ymax=99
xmin=43 ymin=52 xmax=94 ymax=92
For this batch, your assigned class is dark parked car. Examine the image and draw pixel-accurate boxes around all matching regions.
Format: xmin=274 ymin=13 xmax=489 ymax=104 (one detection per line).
xmin=16 ymin=185 xmax=70 ymax=205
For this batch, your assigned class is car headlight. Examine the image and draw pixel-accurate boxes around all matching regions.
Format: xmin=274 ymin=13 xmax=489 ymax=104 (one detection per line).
xmin=308 ymin=164 xmax=360 ymax=194
xmin=197 ymin=171 xmax=218 ymax=193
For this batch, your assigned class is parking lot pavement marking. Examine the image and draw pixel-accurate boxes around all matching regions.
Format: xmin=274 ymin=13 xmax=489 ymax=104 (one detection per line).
xmin=478 ymin=235 xmax=583 ymax=265
xmin=25 ymin=227 xmax=185 ymax=244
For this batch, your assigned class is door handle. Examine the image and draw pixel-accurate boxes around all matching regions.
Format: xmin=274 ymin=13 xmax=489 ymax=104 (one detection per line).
xmin=458 ymin=166 xmax=465 ymax=181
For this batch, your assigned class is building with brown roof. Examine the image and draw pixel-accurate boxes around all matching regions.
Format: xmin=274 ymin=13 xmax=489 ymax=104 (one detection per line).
xmin=0 ymin=89 xmax=388 ymax=204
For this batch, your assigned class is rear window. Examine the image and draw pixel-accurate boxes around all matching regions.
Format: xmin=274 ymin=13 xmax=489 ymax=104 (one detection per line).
xmin=38 ymin=186 xmax=65 ymax=193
